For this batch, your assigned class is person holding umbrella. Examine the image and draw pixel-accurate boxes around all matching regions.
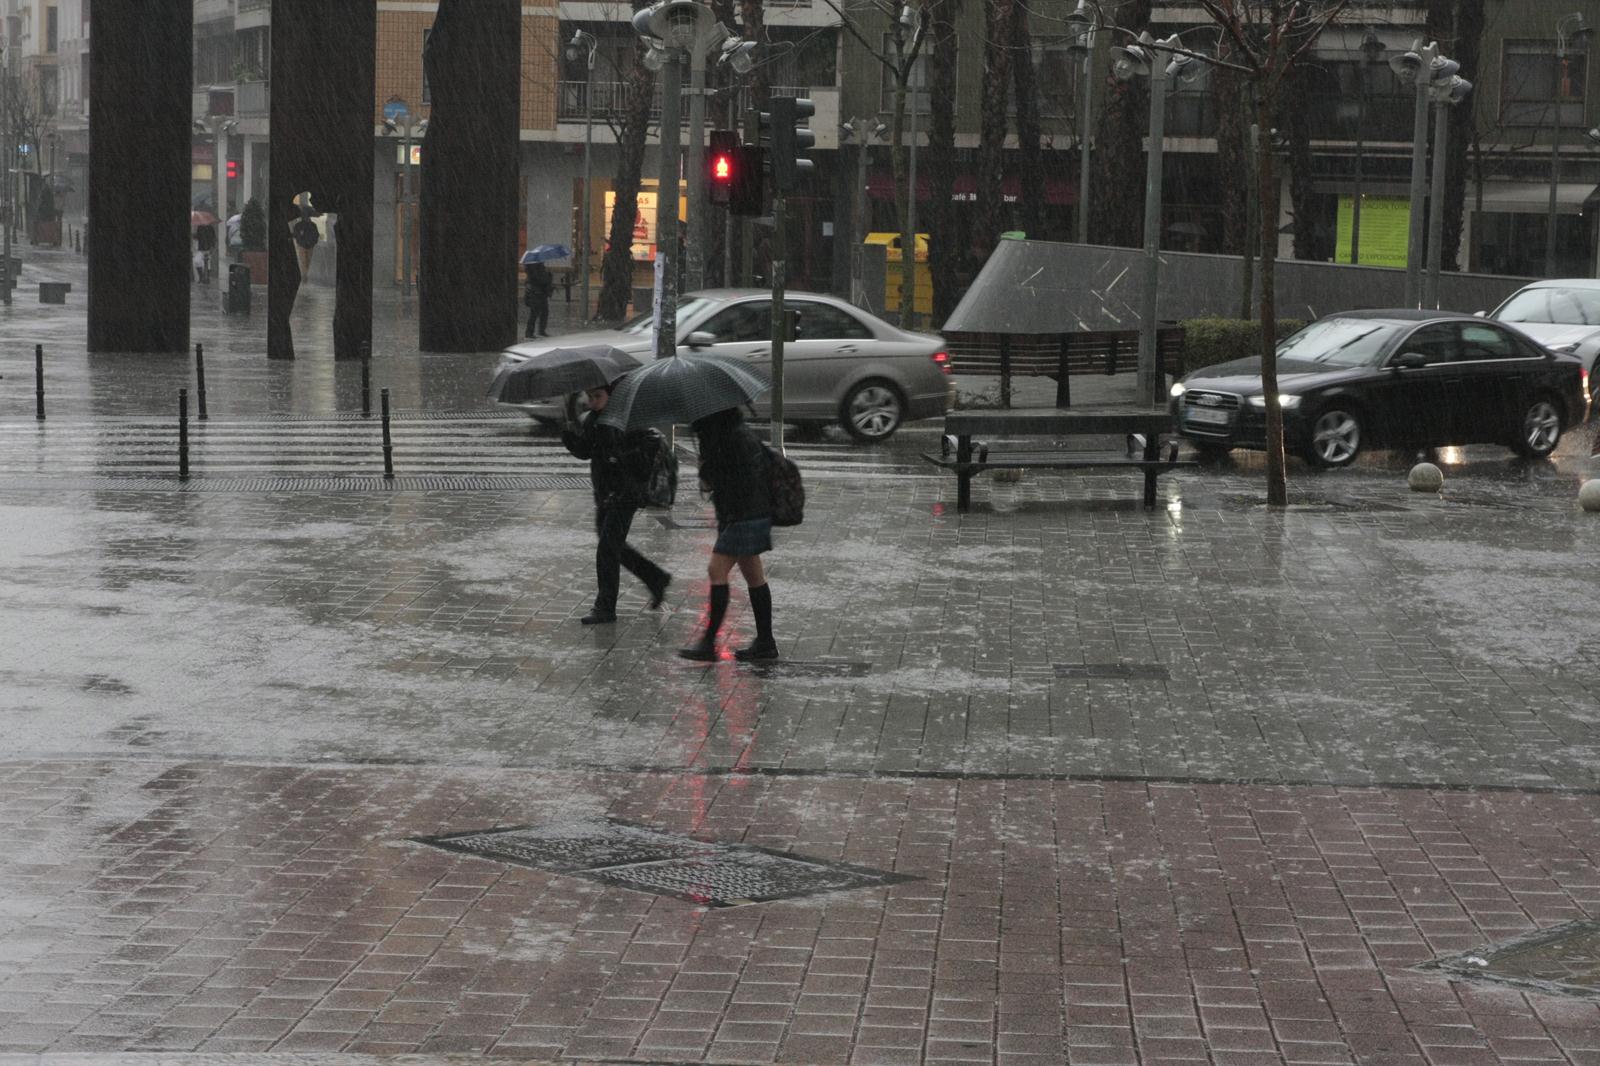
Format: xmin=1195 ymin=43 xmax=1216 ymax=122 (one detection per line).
xmin=674 ymin=405 xmax=779 ymax=662
xmin=595 ymin=353 xmax=777 ymax=660
xmin=562 ymin=382 xmax=672 ymax=626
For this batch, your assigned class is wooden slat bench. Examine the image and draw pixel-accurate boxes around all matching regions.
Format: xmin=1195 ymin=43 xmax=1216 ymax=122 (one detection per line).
xmin=922 ymin=407 xmax=1193 ymax=511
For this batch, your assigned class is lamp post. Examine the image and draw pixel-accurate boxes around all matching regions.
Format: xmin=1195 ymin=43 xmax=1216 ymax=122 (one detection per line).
xmin=1425 ymin=74 xmax=1472 ymax=307
xmin=1545 ymin=12 xmax=1592 ymax=277
xmin=841 ymin=116 xmax=886 ymax=310
xmin=1065 ymin=0 xmax=1097 ymax=245
xmin=1349 ymin=28 xmax=1385 ymax=265
xmin=382 ymin=96 xmax=425 ymax=302
xmin=1389 ymin=40 xmax=1457 ymax=307
xmin=1112 ymin=32 xmax=1192 ymax=406
xmin=567 ymin=31 xmax=597 ymax=320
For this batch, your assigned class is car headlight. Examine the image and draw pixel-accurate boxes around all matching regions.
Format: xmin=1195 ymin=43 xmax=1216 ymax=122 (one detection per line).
xmin=1170 ymin=382 xmax=1187 ymax=399
xmin=1247 ymin=393 xmax=1302 ymax=410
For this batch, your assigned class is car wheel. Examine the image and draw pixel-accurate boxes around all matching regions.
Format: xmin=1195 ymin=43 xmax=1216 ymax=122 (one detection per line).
xmin=1304 ymin=406 xmax=1363 ymax=468
xmin=1510 ymin=396 xmax=1563 ymax=458
xmin=840 ymin=379 xmax=904 ymax=443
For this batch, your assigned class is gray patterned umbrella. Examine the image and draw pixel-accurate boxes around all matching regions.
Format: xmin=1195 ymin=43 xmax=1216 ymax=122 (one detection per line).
xmin=597 ymin=354 xmax=770 ymax=430
xmin=486 ymin=345 xmax=641 ymax=404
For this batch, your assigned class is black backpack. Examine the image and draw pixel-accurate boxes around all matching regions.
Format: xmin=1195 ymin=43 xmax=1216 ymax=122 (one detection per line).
xmin=631 ymin=429 xmax=678 ymax=509
xmin=765 ymin=445 xmax=804 ymax=526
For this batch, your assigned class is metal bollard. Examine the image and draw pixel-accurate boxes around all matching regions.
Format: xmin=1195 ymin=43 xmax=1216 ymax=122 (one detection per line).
xmin=380 ymin=388 xmax=394 ymax=479
xmin=178 ymin=388 xmax=190 ymax=481
xmin=360 ymin=340 xmax=371 ymax=418
xmin=194 ymin=343 xmax=208 ymax=421
xmin=35 ymin=344 xmax=44 ymax=421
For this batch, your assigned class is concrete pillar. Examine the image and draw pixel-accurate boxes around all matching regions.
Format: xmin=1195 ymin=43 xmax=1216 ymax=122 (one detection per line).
xmin=418 ymin=0 xmax=521 ymax=351
xmin=87 ymin=0 xmax=191 ymax=353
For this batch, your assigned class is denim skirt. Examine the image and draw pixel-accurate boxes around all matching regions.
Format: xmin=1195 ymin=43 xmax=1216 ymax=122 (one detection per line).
xmin=713 ymin=517 xmax=773 ymax=556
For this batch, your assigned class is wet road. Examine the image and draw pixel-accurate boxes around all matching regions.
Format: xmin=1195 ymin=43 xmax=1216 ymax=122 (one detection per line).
xmin=3 ymin=245 xmax=1600 ymax=1064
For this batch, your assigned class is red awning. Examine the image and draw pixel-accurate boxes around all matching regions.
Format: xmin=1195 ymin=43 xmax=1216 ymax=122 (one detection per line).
xmin=865 ymin=171 xmax=1075 ymax=206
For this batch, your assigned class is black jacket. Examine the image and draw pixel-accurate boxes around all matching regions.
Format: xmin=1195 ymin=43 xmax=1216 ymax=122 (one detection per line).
xmin=694 ymin=411 xmax=771 ymax=524
xmin=562 ymin=411 xmax=651 ymax=507
xmin=524 ymin=265 xmax=554 ymax=305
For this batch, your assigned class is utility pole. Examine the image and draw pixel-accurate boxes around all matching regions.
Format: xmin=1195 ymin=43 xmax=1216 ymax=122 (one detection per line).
xmin=654 ymin=50 xmax=684 ymax=360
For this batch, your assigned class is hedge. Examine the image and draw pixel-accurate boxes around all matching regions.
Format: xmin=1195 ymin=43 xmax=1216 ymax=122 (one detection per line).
xmin=1181 ymin=317 xmax=1308 ymax=373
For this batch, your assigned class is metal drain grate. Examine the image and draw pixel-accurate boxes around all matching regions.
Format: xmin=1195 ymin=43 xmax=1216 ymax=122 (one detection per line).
xmin=1421 ymin=921 xmax=1600 ymax=998
xmin=413 ymin=817 xmax=913 ymax=906
xmin=1055 ymin=662 xmax=1171 ymax=681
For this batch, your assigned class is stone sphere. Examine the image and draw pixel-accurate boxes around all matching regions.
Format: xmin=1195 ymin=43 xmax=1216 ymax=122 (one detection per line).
xmin=1580 ymin=479 xmax=1600 ymax=512
xmin=1408 ymin=462 xmax=1444 ymax=492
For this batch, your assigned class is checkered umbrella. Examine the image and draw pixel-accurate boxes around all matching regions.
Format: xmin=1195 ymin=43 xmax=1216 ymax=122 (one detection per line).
xmin=597 ymin=354 xmax=770 ymax=431
xmin=486 ymin=345 xmax=641 ymax=404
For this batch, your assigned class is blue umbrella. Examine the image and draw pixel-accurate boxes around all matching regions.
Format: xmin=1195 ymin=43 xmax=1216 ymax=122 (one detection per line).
xmin=521 ymin=244 xmax=571 ymax=265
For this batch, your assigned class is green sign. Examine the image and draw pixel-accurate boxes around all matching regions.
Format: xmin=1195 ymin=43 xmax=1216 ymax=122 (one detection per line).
xmin=1335 ymin=196 xmax=1410 ymax=267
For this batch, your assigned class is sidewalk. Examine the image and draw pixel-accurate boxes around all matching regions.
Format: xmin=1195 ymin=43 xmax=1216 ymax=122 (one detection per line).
xmin=2 ymin=243 xmax=1600 ymax=1064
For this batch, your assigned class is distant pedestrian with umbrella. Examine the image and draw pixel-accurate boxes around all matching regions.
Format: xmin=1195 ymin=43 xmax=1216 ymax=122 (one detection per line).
xmin=562 ymin=382 xmax=672 ymax=625
xmin=524 ymin=262 xmax=554 ymax=338
xmin=596 ymin=353 xmax=778 ymax=662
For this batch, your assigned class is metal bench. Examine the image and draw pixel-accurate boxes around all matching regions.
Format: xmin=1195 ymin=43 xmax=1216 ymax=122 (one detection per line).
xmin=922 ymin=407 xmax=1193 ymax=511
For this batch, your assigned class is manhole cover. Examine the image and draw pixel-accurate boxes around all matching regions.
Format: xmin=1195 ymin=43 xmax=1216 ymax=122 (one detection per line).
xmin=1055 ymin=662 xmax=1170 ymax=681
xmin=416 ymin=819 xmax=711 ymax=872
xmin=413 ymin=817 xmax=913 ymax=907
xmin=1421 ymin=921 xmax=1600 ymax=997
xmin=592 ymin=850 xmax=906 ymax=906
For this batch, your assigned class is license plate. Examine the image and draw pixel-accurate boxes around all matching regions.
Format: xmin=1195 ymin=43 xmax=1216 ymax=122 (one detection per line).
xmin=1185 ymin=407 xmax=1231 ymax=426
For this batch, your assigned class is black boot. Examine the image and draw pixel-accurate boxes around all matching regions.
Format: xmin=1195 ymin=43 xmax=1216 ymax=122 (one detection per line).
xmin=735 ymin=583 xmax=778 ymax=661
xmin=678 ymin=584 xmax=729 ymax=661
xmin=581 ymin=606 xmax=617 ymax=625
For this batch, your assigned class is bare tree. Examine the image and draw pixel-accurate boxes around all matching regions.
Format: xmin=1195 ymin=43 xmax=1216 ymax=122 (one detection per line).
xmin=925 ymin=0 xmax=962 ymax=325
xmin=0 ymin=67 xmax=50 ymax=236
xmin=1192 ymin=0 xmax=1350 ymax=507
xmin=974 ymin=0 xmax=1014 ymax=258
xmin=598 ymin=1 xmax=659 ymax=323
xmin=1089 ymin=0 xmax=1151 ymax=248
xmin=820 ymin=0 xmax=929 ymax=325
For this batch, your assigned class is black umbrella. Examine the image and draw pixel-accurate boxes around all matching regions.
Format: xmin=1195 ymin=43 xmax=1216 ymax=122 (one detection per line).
xmin=486 ymin=345 xmax=642 ymax=404
xmin=597 ymin=354 xmax=770 ymax=431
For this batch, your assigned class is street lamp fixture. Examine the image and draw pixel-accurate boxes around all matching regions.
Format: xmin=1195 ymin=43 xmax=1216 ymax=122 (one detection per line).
xmin=1064 ymin=0 xmax=1098 ymax=244
xmin=720 ymin=39 xmax=756 ymax=75
xmin=1388 ymin=39 xmax=1461 ymax=305
xmin=1587 ymin=126 xmax=1600 ymax=146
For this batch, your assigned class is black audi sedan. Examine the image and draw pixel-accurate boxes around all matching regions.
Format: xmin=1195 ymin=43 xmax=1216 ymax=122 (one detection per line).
xmin=1170 ymin=311 xmax=1588 ymax=467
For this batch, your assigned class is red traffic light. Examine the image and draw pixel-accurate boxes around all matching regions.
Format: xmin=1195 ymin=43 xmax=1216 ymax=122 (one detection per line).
xmin=708 ymin=129 xmax=739 ymax=205
xmin=226 ymin=160 xmax=240 ymax=180
xmin=713 ymin=153 xmax=733 ymax=182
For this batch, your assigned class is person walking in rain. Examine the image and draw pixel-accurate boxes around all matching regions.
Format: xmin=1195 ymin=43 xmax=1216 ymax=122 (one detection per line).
xmin=678 ymin=406 xmax=778 ymax=662
xmin=562 ymin=384 xmax=672 ymax=625
xmin=524 ymin=261 xmax=554 ymax=338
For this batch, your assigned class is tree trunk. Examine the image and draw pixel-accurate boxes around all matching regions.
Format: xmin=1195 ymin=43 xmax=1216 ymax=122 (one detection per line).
xmin=974 ymin=0 xmax=1013 ymax=260
xmin=1428 ymin=0 xmax=1483 ymax=272
xmin=1089 ymin=0 xmax=1152 ymax=247
xmin=597 ymin=7 xmax=656 ymax=324
xmin=1281 ymin=64 xmax=1319 ymax=260
xmin=1009 ymin=2 xmax=1044 ymax=240
xmin=1212 ymin=61 xmax=1248 ymax=257
xmin=926 ymin=0 xmax=961 ymax=326
xmin=1258 ymin=92 xmax=1286 ymax=508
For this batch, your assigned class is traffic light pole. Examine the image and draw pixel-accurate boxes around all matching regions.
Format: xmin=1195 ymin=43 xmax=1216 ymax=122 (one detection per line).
xmin=654 ymin=51 xmax=683 ymax=360
xmin=769 ymin=189 xmax=787 ymax=454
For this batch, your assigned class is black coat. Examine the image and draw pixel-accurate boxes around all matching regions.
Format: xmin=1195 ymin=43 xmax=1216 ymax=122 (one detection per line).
xmin=695 ymin=415 xmax=771 ymax=524
xmin=562 ymin=411 xmax=650 ymax=507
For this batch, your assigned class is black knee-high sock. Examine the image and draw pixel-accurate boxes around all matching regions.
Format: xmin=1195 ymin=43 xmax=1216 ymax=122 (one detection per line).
xmin=704 ymin=584 xmax=730 ymax=640
xmin=748 ymin=582 xmax=772 ymax=640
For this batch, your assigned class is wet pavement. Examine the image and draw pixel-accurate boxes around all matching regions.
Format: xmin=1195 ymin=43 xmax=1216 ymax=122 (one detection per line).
xmin=3 ymin=245 xmax=1600 ymax=1063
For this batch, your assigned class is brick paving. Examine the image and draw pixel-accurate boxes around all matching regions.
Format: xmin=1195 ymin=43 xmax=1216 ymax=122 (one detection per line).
xmin=3 ymin=244 xmax=1600 ymax=1062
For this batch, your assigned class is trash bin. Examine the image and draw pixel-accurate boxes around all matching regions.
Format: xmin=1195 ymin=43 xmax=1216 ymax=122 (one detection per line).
xmin=227 ymin=263 xmax=252 ymax=315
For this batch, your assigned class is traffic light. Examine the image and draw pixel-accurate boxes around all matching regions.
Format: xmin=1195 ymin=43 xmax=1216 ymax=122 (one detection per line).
xmin=759 ymin=96 xmax=815 ymax=194
xmin=708 ymin=130 xmax=738 ymax=206
xmin=226 ymin=160 xmax=240 ymax=180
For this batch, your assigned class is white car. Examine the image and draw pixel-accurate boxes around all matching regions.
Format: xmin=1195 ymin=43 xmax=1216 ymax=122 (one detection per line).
xmin=1489 ymin=279 xmax=1600 ymax=403
xmin=493 ymin=288 xmax=951 ymax=442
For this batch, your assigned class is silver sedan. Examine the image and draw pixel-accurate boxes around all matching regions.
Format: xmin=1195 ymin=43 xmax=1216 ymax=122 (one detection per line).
xmin=493 ymin=289 xmax=951 ymax=442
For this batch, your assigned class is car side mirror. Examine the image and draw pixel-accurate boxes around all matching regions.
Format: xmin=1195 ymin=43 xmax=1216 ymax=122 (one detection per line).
xmin=684 ymin=331 xmax=715 ymax=349
xmin=1391 ymin=352 xmax=1429 ymax=370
